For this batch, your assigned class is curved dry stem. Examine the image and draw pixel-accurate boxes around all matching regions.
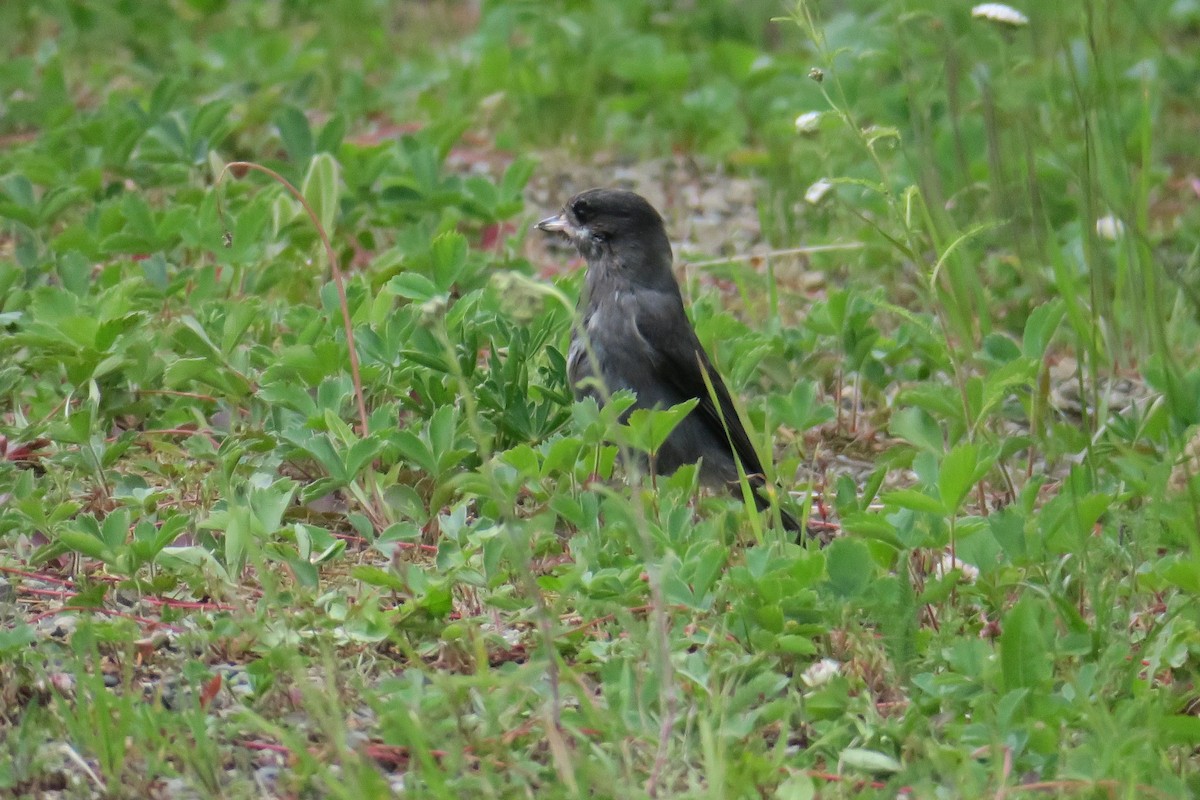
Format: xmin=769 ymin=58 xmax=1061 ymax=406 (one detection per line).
xmin=213 ymin=160 xmax=370 ymax=438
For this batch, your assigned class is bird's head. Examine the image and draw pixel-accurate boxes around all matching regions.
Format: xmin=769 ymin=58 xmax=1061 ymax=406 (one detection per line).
xmin=536 ymin=188 xmax=675 ymax=288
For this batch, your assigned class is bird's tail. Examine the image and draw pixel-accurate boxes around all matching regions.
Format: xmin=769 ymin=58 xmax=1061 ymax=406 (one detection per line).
xmin=752 ymin=486 xmax=804 ymax=540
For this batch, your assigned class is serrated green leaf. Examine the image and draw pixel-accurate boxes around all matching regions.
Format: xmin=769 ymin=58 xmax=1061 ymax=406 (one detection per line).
xmin=57 ymin=530 xmax=113 ymax=561
xmin=624 ymin=398 xmax=699 ymax=454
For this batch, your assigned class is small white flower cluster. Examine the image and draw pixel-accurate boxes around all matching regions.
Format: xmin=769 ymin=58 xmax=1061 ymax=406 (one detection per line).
xmin=801 ymin=658 xmax=842 ymax=687
xmin=1095 ymin=215 xmax=1125 ymax=241
xmin=794 ymin=111 xmax=823 ymax=134
xmin=794 ymin=111 xmax=833 ymax=206
xmin=934 ymin=553 xmax=980 ymax=582
xmin=971 ymin=3 xmax=1029 ymax=27
xmin=805 ymin=178 xmax=834 ymax=206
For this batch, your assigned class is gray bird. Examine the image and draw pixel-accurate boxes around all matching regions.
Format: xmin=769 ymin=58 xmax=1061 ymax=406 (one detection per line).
xmin=536 ymin=188 xmax=802 ymax=535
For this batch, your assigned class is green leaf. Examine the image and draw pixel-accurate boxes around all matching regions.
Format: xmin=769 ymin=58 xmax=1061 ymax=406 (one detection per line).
xmin=501 ymin=444 xmax=541 ymax=478
xmin=0 ymin=624 xmax=36 ymax=657
xmin=250 ymin=482 xmax=296 ymax=533
xmin=989 ymin=506 xmax=1028 ymax=561
xmin=430 ymin=230 xmax=469 ymax=291
xmin=839 ymin=512 xmax=903 ymax=549
xmin=889 ymin=406 xmax=944 ymax=452
xmin=839 ymin=747 xmax=902 ymax=774
xmin=150 ymin=514 xmax=189 ymax=551
xmin=1160 ymin=715 xmax=1200 ymax=746
xmin=982 ymin=332 xmax=1021 ymax=363
xmin=389 ymin=273 xmax=440 ymax=303
xmin=344 ymin=436 xmax=387 ymax=479
xmin=395 ymin=430 xmax=436 ymax=475
xmin=38 ymin=185 xmax=88 ymax=224
xmin=938 ymin=442 xmax=980 ymax=514
xmin=100 ymin=507 xmax=131 ymax=550
xmin=775 ymin=635 xmax=818 ymax=656
xmin=301 ymin=152 xmax=340 ymax=237
xmin=0 ymin=173 xmax=35 ymax=208
xmin=156 ymin=546 xmax=230 ymax=582
xmin=352 ymin=565 xmax=407 ymax=592
xmin=999 ymin=595 xmax=1050 ymax=691
xmin=1038 ymin=484 xmax=1113 ymax=546
xmin=175 ymin=316 xmax=224 ymax=359
xmin=317 ymin=113 xmax=347 ymax=154
xmin=882 ymin=488 xmax=946 ymax=515
xmin=220 ymin=299 xmax=260 ymax=355
xmin=978 ymin=357 xmax=1037 ymax=422
xmin=57 ymin=530 xmax=113 ymax=562
xmin=275 ymin=105 xmax=314 ymax=164
xmin=541 ymin=437 xmax=583 ymax=478
xmin=428 ymin=405 xmax=457 ymax=463
xmin=768 ymin=381 xmax=835 ymax=431
xmin=824 ymin=538 xmax=872 ymax=598
xmin=163 ymin=357 xmax=249 ymax=396
xmin=1022 ymin=299 xmax=1065 ymax=359
xmin=624 ymin=398 xmax=699 ymax=454
xmin=1161 ymin=558 xmax=1200 ymax=594
xmin=70 ymin=583 xmax=109 ymax=608
xmin=754 ymin=602 xmax=785 ymax=633
xmin=775 ymin=774 xmax=815 ymax=800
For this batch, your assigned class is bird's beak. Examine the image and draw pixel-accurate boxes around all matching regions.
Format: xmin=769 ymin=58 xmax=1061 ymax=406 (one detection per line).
xmin=535 ymin=213 xmax=569 ymax=233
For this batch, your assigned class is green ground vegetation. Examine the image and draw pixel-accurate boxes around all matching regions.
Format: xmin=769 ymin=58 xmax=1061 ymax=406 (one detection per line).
xmin=2 ymin=0 xmax=1200 ymax=797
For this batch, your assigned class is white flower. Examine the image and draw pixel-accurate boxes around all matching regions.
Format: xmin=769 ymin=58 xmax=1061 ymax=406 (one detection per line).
xmin=971 ymin=3 xmax=1029 ymax=26
xmin=801 ymin=658 xmax=841 ymax=687
xmin=805 ymin=178 xmax=833 ymax=205
xmin=935 ymin=553 xmax=980 ymax=582
xmin=794 ymin=111 xmax=823 ymax=134
xmin=1095 ymin=215 xmax=1125 ymax=241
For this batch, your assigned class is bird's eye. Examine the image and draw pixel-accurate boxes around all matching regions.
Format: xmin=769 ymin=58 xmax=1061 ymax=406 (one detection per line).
xmin=571 ymin=198 xmax=592 ymax=223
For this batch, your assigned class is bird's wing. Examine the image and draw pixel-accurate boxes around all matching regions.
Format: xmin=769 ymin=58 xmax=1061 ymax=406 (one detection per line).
xmin=632 ymin=288 xmax=768 ymax=479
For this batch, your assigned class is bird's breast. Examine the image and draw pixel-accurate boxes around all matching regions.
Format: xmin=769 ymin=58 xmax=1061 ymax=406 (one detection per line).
xmin=585 ymin=289 xmax=649 ymax=354
xmin=570 ymin=287 xmax=652 ymax=398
